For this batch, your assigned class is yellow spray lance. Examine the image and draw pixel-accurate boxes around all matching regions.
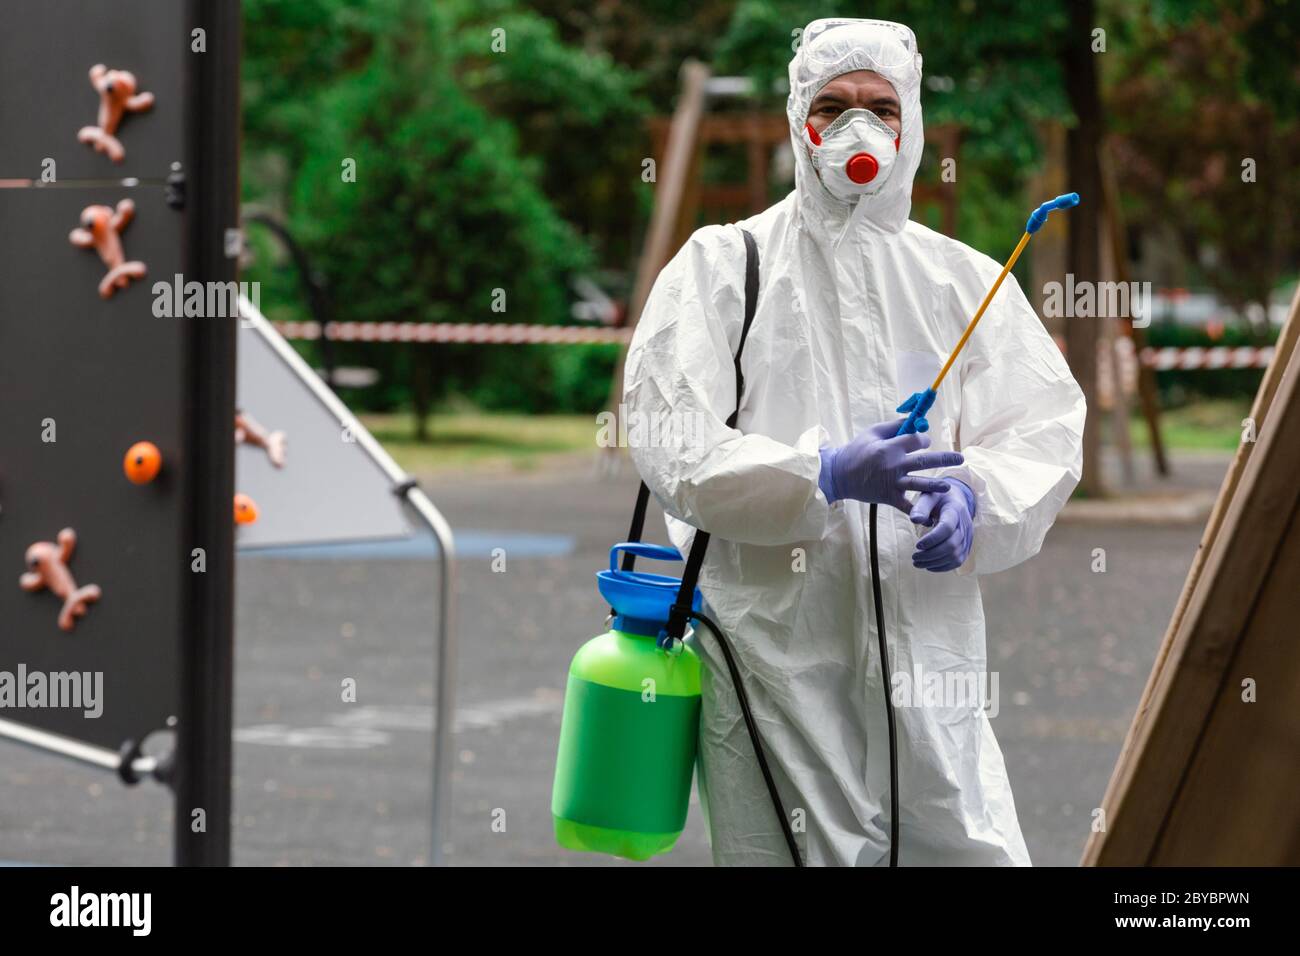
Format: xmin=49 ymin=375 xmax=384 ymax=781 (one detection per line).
xmin=896 ymin=192 xmax=1081 ymax=436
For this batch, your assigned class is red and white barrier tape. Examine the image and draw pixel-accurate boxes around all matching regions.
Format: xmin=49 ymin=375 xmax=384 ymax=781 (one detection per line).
xmin=270 ymin=322 xmax=1273 ymax=371
xmin=1138 ymin=346 xmax=1273 ymax=370
xmin=273 ymin=321 xmax=631 ymax=345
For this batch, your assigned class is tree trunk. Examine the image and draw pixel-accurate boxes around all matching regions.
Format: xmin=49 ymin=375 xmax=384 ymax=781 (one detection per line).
xmin=1064 ymin=0 xmax=1106 ymax=497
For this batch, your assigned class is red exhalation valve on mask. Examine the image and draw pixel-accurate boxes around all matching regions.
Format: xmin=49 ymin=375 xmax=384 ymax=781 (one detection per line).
xmin=846 ymin=152 xmax=879 ymax=184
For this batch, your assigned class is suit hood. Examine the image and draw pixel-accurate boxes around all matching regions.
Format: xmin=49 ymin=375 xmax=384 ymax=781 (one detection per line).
xmin=787 ymin=18 xmax=925 ymax=240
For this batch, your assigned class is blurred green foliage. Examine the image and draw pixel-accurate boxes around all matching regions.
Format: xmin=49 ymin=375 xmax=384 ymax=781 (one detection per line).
xmin=241 ymin=0 xmax=639 ymax=429
xmin=241 ymin=0 xmax=1298 ymax=426
xmin=1107 ymin=0 xmax=1300 ymax=320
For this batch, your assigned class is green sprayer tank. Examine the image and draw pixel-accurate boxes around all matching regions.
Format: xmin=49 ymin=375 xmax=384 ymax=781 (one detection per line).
xmin=552 ymin=543 xmax=702 ymax=861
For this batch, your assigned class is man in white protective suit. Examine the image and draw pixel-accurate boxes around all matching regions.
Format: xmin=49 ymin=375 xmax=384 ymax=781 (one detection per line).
xmin=623 ymin=18 xmax=1086 ymax=866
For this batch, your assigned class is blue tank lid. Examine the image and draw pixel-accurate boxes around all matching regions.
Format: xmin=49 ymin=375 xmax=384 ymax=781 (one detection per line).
xmin=597 ymin=542 xmax=701 ymax=638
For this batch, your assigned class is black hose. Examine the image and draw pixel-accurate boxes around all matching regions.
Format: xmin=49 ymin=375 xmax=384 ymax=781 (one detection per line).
xmin=868 ymin=503 xmax=901 ymax=866
xmin=689 ymin=609 xmax=804 ymax=867
xmin=685 ymin=504 xmax=899 ymax=869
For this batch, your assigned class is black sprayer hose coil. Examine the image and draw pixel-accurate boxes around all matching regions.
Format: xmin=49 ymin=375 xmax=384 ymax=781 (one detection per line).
xmin=687 ymin=608 xmax=804 ymax=867
xmin=681 ymin=502 xmax=899 ymax=869
xmin=869 ymin=503 xmax=901 ymax=866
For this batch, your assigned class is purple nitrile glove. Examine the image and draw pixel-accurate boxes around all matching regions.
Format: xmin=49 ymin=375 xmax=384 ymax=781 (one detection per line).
xmin=909 ymin=477 xmax=976 ymax=573
xmin=818 ymin=418 xmax=965 ymax=513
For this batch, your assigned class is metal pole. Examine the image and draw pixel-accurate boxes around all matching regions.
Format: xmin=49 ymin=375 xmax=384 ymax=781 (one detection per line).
xmin=174 ymin=0 xmax=241 ymax=866
xmin=0 ymin=719 xmax=159 ymax=779
xmin=406 ymin=488 xmax=457 ymax=866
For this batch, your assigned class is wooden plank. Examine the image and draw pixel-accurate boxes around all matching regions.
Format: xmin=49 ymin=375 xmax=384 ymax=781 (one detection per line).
xmin=1084 ymin=283 xmax=1300 ymax=865
xmin=1152 ymin=507 xmax=1300 ymax=864
xmin=1083 ymin=301 xmax=1300 ymax=864
xmin=746 ymin=128 xmax=769 ymax=214
xmin=673 ymin=125 xmax=705 ymax=253
xmin=604 ymin=60 xmax=709 ymax=418
xmin=1100 ymin=146 xmax=1168 ymax=475
xmin=649 ymin=113 xmax=787 ymax=145
xmin=621 ymin=60 xmax=709 ymax=333
xmin=1098 ymin=177 xmax=1135 ymax=485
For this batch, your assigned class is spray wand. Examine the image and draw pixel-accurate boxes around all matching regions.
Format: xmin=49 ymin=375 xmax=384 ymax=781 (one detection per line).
xmin=895 ymin=192 xmax=1081 ymax=436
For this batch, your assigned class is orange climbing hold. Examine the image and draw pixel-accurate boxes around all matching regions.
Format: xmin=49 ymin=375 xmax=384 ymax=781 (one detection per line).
xmin=123 ymin=441 xmax=162 ymax=484
xmin=234 ymin=493 xmax=259 ymax=525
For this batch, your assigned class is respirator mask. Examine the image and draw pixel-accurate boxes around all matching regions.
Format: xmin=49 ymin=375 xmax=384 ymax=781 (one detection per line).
xmin=805 ymin=108 xmax=900 ymax=203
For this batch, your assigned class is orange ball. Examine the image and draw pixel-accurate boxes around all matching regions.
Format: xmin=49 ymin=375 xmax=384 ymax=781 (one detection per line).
xmin=233 ymin=493 xmax=259 ymax=525
xmin=123 ymin=441 xmax=162 ymax=484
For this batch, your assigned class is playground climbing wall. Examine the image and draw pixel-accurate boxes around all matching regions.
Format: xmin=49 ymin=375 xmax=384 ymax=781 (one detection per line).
xmin=0 ymin=0 xmax=239 ymax=821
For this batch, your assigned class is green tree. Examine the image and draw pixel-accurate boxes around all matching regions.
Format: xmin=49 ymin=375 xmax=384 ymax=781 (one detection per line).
xmin=240 ymin=0 xmax=645 ymax=431
xmin=1107 ymin=0 xmax=1300 ymax=333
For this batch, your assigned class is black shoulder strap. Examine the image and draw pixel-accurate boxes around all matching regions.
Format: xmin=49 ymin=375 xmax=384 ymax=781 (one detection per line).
xmin=622 ymin=228 xmax=759 ymax=570
xmin=727 ymin=228 xmax=761 ymax=429
xmin=623 ymin=229 xmax=760 ymax=640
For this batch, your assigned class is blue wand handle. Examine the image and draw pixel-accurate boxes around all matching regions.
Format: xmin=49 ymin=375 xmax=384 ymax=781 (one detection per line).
xmin=895 ymin=388 xmax=937 ymax=436
xmin=1026 ymin=192 xmax=1080 ymax=234
xmin=893 ymin=192 xmax=1080 ymax=440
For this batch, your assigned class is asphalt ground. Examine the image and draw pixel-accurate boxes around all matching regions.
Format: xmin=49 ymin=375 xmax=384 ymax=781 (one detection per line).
xmin=0 ymin=453 xmax=1228 ymax=866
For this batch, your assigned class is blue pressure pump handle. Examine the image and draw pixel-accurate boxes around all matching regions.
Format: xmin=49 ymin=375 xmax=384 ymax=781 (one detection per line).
xmin=1026 ymin=192 xmax=1080 ymax=235
xmin=895 ymin=387 xmax=937 ymax=437
xmin=609 ymin=541 xmax=683 ymax=573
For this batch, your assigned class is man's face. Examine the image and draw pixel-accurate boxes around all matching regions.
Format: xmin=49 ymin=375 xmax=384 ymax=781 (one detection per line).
xmin=806 ymin=70 xmax=902 ymax=137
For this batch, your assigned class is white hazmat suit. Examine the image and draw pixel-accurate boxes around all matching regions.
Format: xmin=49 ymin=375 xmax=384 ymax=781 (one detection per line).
xmin=624 ymin=18 xmax=1085 ymax=865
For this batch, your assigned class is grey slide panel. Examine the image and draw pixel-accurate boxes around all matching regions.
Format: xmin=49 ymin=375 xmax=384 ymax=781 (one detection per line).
xmin=235 ymin=313 xmax=414 ymax=549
